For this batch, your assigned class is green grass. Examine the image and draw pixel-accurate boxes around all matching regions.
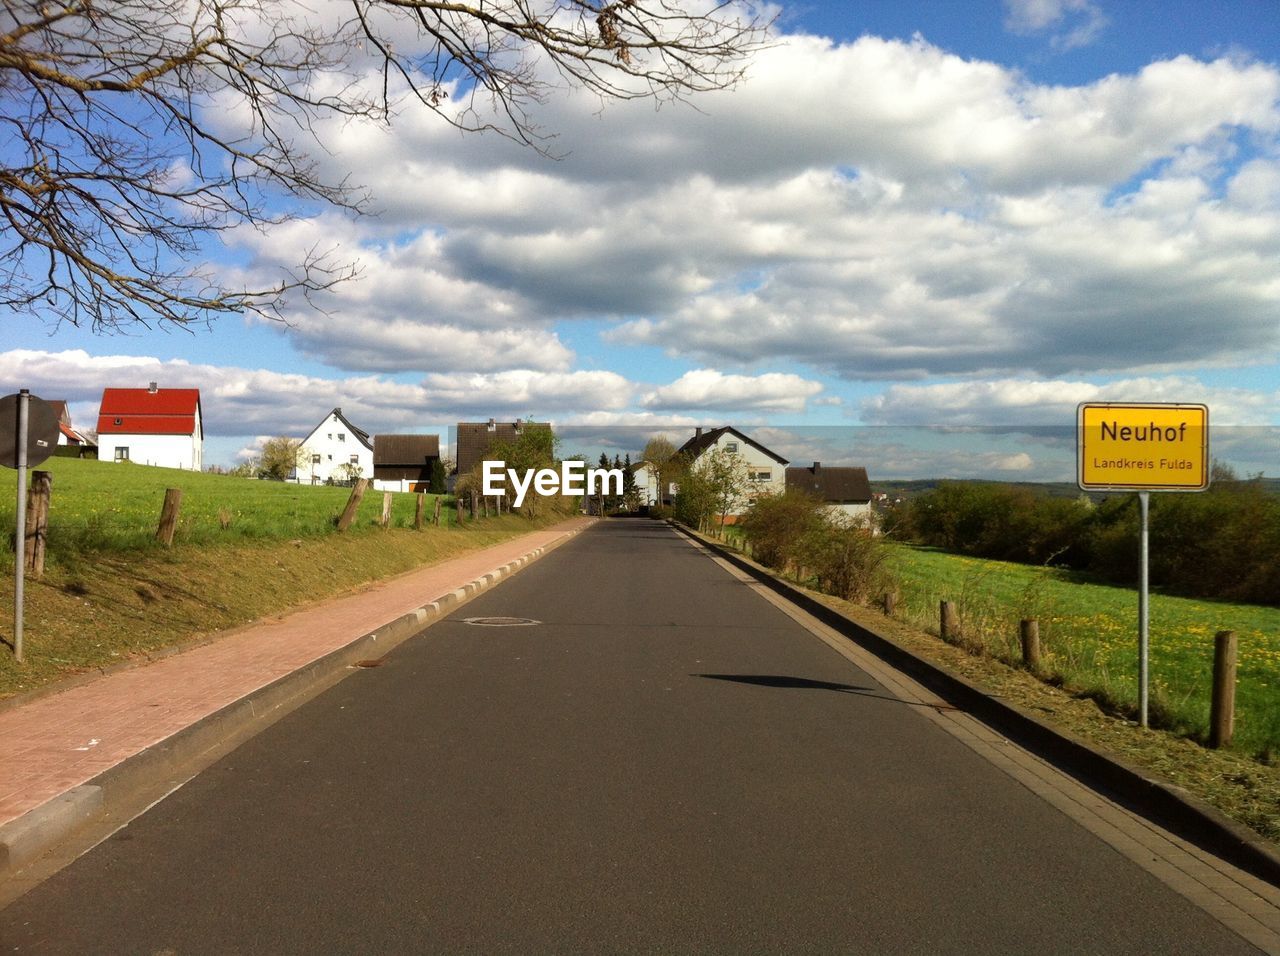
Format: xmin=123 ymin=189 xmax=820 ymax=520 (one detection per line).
xmin=886 ymin=544 xmax=1280 ymax=757
xmin=0 ymin=457 xmax=466 ymax=564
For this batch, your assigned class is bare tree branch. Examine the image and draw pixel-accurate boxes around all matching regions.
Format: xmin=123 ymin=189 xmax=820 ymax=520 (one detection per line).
xmin=0 ymin=0 xmax=770 ymax=332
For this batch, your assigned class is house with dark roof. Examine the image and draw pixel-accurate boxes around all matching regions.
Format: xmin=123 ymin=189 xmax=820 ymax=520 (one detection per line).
xmin=296 ymin=407 xmax=373 ymax=485
xmin=675 ymin=426 xmax=789 ymax=516
xmin=48 ymin=400 xmax=94 ymax=452
xmin=454 ymin=420 xmax=552 ymax=477
xmin=97 ymin=383 xmax=202 ymax=470
xmin=786 ymin=461 xmax=874 ymax=526
xmin=373 ymin=434 xmax=441 ymax=493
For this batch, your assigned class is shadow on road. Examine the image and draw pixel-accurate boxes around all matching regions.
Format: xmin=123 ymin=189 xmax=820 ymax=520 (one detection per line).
xmin=693 ymin=673 xmax=958 ymax=711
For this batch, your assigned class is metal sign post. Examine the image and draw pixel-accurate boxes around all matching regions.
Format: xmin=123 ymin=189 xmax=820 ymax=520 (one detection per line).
xmin=1078 ymin=403 xmax=1210 ymax=730
xmin=2 ymin=389 xmax=59 ymax=662
xmin=1138 ymin=490 xmax=1149 ymax=727
xmin=13 ymin=390 xmax=28 ymax=663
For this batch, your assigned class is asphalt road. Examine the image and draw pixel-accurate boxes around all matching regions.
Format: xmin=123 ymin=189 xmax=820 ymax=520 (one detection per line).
xmin=0 ymin=519 xmax=1263 ymax=953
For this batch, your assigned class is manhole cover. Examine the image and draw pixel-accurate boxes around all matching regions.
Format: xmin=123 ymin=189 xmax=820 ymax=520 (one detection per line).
xmin=463 ymin=616 xmax=541 ymax=627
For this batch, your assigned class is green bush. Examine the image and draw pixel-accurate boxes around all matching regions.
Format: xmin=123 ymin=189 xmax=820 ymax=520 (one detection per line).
xmin=737 ymin=491 xmax=826 ymax=571
xmin=795 ymin=524 xmax=888 ymax=603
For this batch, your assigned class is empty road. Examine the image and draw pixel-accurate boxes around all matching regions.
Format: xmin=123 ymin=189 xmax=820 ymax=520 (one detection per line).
xmin=0 ymin=519 xmax=1268 ymax=953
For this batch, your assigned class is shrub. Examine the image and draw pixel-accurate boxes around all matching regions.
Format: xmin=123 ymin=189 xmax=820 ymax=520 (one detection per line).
xmin=737 ymin=491 xmax=826 ymax=571
xmin=795 ymin=524 xmax=888 ymax=603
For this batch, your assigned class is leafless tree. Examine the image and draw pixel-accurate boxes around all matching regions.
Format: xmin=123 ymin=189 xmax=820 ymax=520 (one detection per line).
xmin=0 ymin=1 xmax=770 ymax=332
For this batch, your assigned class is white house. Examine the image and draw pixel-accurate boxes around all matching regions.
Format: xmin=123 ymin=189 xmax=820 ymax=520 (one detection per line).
xmin=295 ymin=407 xmax=373 ymax=484
xmin=785 ymin=462 xmax=875 ymax=527
xmin=96 ymin=384 xmax=202 ymax=470
xmin=676 ymin=426 xmax=789 ymax=517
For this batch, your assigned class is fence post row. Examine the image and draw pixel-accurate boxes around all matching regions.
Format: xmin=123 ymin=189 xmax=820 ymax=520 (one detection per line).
xmin=336 ymin=478 xmax=369 ymax=531
xmin=155 ymin=488 xmax=183 ymax=546
xmin=24 ymin=470 xmax=52 ymax=577
xmin=1020 ymin=619 xmax=1041 ymax=671
xmin=1210 ymin=630 xmax=1238 ymax=749
xmin=939 ymin=601 xmax=960 ymax=642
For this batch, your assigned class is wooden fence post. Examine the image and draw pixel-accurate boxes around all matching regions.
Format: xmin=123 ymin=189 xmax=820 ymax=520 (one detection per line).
xmin=156 ymin=488 xmax=183 ymax=546
xmin=882 ymin=592 xmax=895 ymax=616
xmin=380 ymin=492 xmax=393 ymax=527
xmin=433 ymin=496 xmax=441 ymax=526
xmin=469 ymin=491 xmax=477 ymax=519
xmin=336 ymin=479 xmax=369 ymax=531
xmin=24 ymin=470 xmax=51 ymax=577
xmin=1210 ymin=630 xmax=1238 ymax=749
xmin=414 ymin=493 xmax=425 ymax=530
xmin=1020 ymin=619 xmax=1041 ymax=671
xmin=455 ymin=497 xmax=464 ymax=526
xmin=939 ymin=601 xmax=960 ymax=642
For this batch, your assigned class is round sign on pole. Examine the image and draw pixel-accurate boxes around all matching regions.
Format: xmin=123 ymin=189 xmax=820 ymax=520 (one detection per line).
xmin=0 ymin=393 xmax=60 ymax=469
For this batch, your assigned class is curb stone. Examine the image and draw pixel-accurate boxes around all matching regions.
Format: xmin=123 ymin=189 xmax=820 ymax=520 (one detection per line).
xmin=673 ymin=521 xmax=1280 ymax=890
xmin=0 ymin=519 xmax=592 ymax=881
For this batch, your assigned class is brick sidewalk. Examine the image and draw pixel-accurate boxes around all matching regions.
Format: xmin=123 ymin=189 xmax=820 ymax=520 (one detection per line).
xmin=0 ymin=517 xmax=593 ymax=831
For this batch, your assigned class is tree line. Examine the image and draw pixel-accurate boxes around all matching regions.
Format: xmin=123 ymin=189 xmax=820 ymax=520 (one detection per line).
xmin=884 ymin=469 xmax=1280 ymax=606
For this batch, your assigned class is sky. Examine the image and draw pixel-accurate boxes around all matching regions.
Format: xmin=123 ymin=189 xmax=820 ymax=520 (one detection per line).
xmin=4 ymin=0 xmax=1279 ymax=478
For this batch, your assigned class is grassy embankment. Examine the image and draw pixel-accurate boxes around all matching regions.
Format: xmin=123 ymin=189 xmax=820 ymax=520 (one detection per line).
xmin=0 ymin=457 xmax=567 ymax=699
xmin=885 ymin=544 xmax=1280 ymax=759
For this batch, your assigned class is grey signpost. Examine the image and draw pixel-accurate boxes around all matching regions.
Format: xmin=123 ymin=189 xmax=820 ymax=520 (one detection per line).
xmin=2 ymin=390 xmax=59 ymax=662
xmin=1078 ymin=403 xmax=1209 ymax=729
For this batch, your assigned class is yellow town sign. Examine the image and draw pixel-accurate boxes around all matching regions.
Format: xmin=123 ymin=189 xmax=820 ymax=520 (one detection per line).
xmin=1077 ymin=403 xmax=1209 ymax=492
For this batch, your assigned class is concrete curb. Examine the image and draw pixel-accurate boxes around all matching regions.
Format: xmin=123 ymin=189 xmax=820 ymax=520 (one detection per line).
xmin=0 ymin=519 xmax=592 ymax=880
xmin=673 ymin=522 xmax=1280 ymax=890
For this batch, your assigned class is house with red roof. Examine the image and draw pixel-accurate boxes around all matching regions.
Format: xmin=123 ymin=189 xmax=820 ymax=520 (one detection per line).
xmin=97 ymin=383 xmax=203 ymax=471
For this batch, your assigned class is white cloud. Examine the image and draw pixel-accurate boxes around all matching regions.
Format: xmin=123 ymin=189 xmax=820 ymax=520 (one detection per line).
xmin=641 ymin=369 xmax=823 ymax=413
xmin=860 ymin=376 xmax=1280 ymax=425
xmin=1004 ymin=0 xmax=1107 ymax=50
xmin=258 ymin=35 xmax=1280 ymax=382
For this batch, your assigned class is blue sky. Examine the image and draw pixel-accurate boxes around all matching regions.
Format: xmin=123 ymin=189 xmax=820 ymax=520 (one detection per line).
xmin=4 ymin=0 xmax=1278 ymax=477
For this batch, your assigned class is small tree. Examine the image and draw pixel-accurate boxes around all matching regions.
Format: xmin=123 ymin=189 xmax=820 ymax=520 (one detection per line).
xmin=622 ymin=453 xmax=642 ymax=512
xmin=257 ymin=436 xmax=303 ymax=481
xmin=429 ymin=458 xmax=447 ymax=495
xmin=641 ymin=436 xmax=678 ymax=506
xmin=699 ymin=447 xmax=749 ymax=537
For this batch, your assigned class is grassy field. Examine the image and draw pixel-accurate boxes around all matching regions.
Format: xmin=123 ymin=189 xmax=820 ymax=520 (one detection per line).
xmin=0 ymin=457 xmax=464 ymax=564
xmin=885 ymin=544 xmax=1280 ymax=758
xmin=0 ymin=458 xmax=572 ymax=699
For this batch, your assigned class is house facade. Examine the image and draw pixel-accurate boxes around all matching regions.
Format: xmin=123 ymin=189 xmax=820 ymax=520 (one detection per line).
xmin=97 ymin=384 xmax=202 ymax=470
xmin=372 ymin=434 xmax=441 ymax=493
xmin=785 ymin=462 xmax=874 ymax=527
xmin=454 ymin=420 xmax=553 ymax=477
xmin=296 ymin=408 xmax=373 ymax=485
xmin=677 ymin=426 xmax=788 ymax=517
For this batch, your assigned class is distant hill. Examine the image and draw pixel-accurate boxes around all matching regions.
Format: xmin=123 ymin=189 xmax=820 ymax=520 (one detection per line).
xmin=872 ymin=477 xmax=1279 ymax=505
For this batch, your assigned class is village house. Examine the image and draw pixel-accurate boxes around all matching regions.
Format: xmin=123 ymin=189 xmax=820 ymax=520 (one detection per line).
xmin=96 ymin=383 xmax=202 ymax=471
xmin=454 ymin=419 xmax=553 ymax=477
xmin=48 ymin=400 xmax=94 ymax=455
xmin=295 ymin=407 xmax=373 ymax=485
xmin=372 ymin=434 xmax=441 ymax=493
xmin=785 ymin=461 xmax=875 ymax=527
xmin=676 ymin=426 xmax=789 ymax=517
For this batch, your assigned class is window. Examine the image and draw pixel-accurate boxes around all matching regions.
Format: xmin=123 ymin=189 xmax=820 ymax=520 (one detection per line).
xmin=114 ymin=446 xmax=129 ymax=461
xmin=725 ymin=441 xmax=739 ymax=453
xmin=350 ymin=455 xmax=359 ymax=465
xmin=338 ymin=433 xmax=345 ymax=442
xmin=312 ymin=454 xmax=321 ymax=464
xmin=327 ymin=454 xmax=333 ymax=461
xmin=751 ymin=469 xmax=771 ymax=481
xmin=327 ymin=433 xmax=332 ymax=440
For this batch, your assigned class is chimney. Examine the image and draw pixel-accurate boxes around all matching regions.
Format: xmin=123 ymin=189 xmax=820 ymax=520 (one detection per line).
xmin=148 ymin=381 xmax=158 ymax=394
xmin=695 ymin=427 xmax=703 ymax=439
xmin=813 ymin=461 xmax=821 ymax=473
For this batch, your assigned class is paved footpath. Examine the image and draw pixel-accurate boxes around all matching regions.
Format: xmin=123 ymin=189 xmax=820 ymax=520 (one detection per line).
xmin=0 ymin=517 xmax=592 ymax=835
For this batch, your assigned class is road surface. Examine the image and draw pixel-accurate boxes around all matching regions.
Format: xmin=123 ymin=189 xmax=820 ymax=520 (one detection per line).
xmin=0 ymin=519 xmax=1266 ymax=953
